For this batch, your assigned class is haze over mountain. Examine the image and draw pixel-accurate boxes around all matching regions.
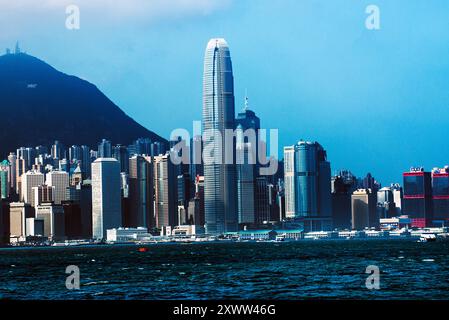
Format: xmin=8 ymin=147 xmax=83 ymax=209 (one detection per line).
xmin=0 ymin=52 xmax=166 ymax=158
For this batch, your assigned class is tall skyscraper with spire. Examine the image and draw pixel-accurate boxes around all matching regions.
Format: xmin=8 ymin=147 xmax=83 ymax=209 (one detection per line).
xmin=202 ymin=38 xmax=237 ymax=234
xmin=236 ymin=96 xmax=260 ymax=225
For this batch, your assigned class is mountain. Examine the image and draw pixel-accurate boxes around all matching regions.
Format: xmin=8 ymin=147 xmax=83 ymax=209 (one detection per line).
xmin=0 ymin=52 xmax=166 ymax=158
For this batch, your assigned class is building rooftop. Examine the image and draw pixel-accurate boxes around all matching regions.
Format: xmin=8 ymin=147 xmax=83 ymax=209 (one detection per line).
xmin=207 ymin=38 xmax=229 ymax=50
xmin=93 ymin=157 xmax=118 ymax=163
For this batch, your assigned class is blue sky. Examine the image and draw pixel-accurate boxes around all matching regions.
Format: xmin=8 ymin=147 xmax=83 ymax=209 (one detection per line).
xmin=1 ymin=0 xmax=449 ymax=185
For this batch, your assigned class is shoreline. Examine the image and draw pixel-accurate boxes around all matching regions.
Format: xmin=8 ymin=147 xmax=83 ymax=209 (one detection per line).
xmin=0 ymin=236 xmax=433 ymax=251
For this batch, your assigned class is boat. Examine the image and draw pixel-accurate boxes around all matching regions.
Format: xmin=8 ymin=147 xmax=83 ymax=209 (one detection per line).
xmin=51 ymin=242 xmax=67 ymax=247
xmin=275 ymin=235 xmax=285 ymax=242
xmin=418 ymin=233 xmax=437 ymax=243
xmin=137 ymin=247 xmax=149 ymax=253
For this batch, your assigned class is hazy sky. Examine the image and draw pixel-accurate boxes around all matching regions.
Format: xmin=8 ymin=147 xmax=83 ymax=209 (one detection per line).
xmin=1 ymin=0 xmax=449 ymax=185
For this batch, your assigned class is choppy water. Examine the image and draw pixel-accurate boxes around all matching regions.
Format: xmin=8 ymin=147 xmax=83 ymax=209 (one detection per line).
xmin=1 ymin=240 xmax=449 ymax=300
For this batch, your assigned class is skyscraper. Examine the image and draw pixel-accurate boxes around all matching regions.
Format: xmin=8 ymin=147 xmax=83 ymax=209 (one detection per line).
xmin=15 ymin=158 xmax=26 ymax=196
xmin=235 ymin=97 xmax=260 ymax=226
xmin=46 ymin=171 xmax=69 ymax=205
xmin=17 ymin=147 xmax=35 ymax=171
xmin=35 ymin=203 xmax=65 ymax=241
xmin=360 ymin=173 xmax=381 ymax=193
xmin=35 ymin=145 xmax=48 ymax=157
xmin=193 ymin=175 xmax=205 ymax=226
xmin=9 ymin=202 xmax=34 ymax=243
xmin=351 ymin=189 xmax=378 ymax=230
xmin=403 ymin=167 xmax=433 ymax=228
xmin=69 ymin=145 xmax=81 ymax=163
xmin=32 ymin=185 xmax=54 ymax=207
xmin=92 ymin=158 xmax=122 ymax=240
xmin=154 ymin=154 xmax=178 ymax=228
xmin=283 ymin=141 xmax=332 ymax=231
xmin=177 ymin=172 xmax=192 ymax=225
xmin=236 ymin=142 xmax=256 ymax=225
xmin=283 ymin=146 xmax=296 ymax=218
xmin=331 ymin=170 xmax=357 ymax=230
xmin=131 ymin=138 xmax=152 ymax=156
xmin=80 ymin=145 xmax=91 ymax=178
xmin=51 ymin=140 xmax=65 ymax=160
xmin=431 ymin=167 xmax=449 ymax=223
xmin=21 ymin=171 xmax=45 ymax=205
xmin=297 ymin=141 xmax=332 ymax=230
xmin=98 ymin=139 xmax=112 ymax=158
xmin=235 ymin=96 xmax=260 ymax=162
xmin=8 ymin=152 xmax=16 ymax=195
xmin=255 ymin=177 xmax=271 ymax=224
xmin=391 ymin=183 xmax=403 ymax=216
xmin=189 ymin=135 xmax=204 ymax=182
xmin=66 ymin=180 xmax=92 ymax=239
xmin=71 ymin=164 xmax=83 ymax=186
xmin=376 ymin=186 xmax=397 ymax=219
xmin=113 ymin=145 xmax=129 ymax=174
xmin=0 ymin=161 xmax=9 ymax=200
xmin=202 ymin=38 xmax=237 ymax=234
xmin=128 ymin=155 xmax=154 ymax=228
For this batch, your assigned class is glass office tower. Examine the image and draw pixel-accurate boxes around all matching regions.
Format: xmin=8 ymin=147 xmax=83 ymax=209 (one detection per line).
xmin=202 ymin=38 xmax=237 ymax=234
xmin=294 ymin=141 xmax=331 ymax=218
xmin=403 ymin=167 xmax=432 ymax=227
xmin=431 ymin=167 xmax=449 ymax=221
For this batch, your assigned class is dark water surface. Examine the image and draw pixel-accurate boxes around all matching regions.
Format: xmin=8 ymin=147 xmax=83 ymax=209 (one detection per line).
xmin=1 ymin=240 xmax=448 ymax=300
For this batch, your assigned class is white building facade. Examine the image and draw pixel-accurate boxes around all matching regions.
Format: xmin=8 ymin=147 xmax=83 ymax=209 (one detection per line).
xmin=92 ymin=158 xmax=122 ymax=240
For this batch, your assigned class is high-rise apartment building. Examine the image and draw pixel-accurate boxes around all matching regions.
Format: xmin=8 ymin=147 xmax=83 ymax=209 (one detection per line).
xmin=69 ymin=145 xmax=81 ymax=163
xmin=113 ymin=145 xmax=129 ymax=174
xmin=51 ymin=140 xmax=65 ymax=160
xmin=98 ymin=139 xmax=112 ymax=158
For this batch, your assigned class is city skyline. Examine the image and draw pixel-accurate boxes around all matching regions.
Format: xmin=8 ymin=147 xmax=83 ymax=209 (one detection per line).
xmin=3 ymin=0 xmax=449 ymax=185
xmin=5 ymin=1 xmax=449 ymax=306
xmin=1 ymin=12 xmax=449 ymax=238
